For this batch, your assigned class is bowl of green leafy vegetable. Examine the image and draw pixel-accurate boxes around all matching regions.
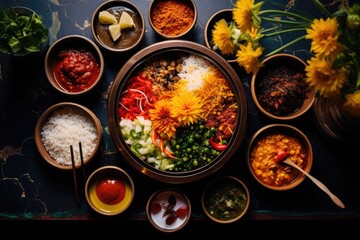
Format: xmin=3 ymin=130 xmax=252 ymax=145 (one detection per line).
xmin=0 ymin=6 xmax=48 ymax=56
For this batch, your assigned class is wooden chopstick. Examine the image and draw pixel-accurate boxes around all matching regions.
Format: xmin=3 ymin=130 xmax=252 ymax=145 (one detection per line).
xmin=70 ymin=145 xmax=80 ymax=206
xmin=79 ymin=142 xmax=86 ymax=181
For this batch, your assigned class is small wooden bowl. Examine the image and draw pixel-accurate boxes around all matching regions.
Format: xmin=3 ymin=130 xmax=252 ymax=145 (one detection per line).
xmin=85 ymin=166 xmax=135 ymax=216
xmin=148 ymin=0 xmax=197 ymax=39
xmin=247 ymin=124 xmax=313 ymax=191
xmin=45 ymin=35 xmax=104 ymax=96
xmin=251 ymin=54 xmax=316 ymax=121
xmin=201 ymin=176 xmax=250 ymax=223
xmin=91 ymin=0 xmax=145 ymax=53
xmin=204 ymin=9 xmax=237 ymax=63
xmin=34 ymin=102 xmax=102 ymax=170
xmin=146 ymin=188 xmax=191 ymax=232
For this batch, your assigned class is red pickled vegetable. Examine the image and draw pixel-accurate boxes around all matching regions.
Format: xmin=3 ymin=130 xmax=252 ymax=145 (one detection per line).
xmin=176 ymin=206 xmax=187 ymax=219
xmin=151 ymin=201 xmax=162 ymax=214
xmin=209 ymin=137 xmax=227 ymax=151
xmin=275 ymin=148 xmax=289 ymax=163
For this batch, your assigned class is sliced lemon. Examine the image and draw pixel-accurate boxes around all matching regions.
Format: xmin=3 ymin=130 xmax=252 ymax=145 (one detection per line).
xmin=119 ymin=11 xmax=135 ymax=29
xmin=99 ymin=10 xmax=117 ymax=25
xmin=109 ymin=23 xmax=121 ymax=41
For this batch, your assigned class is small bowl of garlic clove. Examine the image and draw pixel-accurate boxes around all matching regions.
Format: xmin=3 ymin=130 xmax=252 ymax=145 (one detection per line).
xmin=91 ymin=0 xmax=145 ymax=53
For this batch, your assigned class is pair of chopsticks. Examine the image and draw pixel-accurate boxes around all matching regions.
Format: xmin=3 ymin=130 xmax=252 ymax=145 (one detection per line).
xmin=70 ymin=142 xmax=86 ymax=206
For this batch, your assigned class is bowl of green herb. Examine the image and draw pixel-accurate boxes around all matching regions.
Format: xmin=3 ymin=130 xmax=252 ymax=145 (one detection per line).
xmin=0 ymin=6 xmax=48 ymax=56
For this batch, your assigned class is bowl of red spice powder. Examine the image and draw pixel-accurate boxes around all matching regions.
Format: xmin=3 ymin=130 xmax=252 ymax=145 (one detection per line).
xmin=45 ymin=35 xmax=104 ymax=96
xmin=85 ymin=166 xmax=135 ymax=216
xmin=148 ymin=0 xmax=197 ymax=39
xmin=251 ymin=53 xmax=316 ymax=121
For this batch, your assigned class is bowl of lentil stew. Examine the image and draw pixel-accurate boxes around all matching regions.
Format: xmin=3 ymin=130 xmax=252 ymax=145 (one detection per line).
xmin=247 ymin=124 xmax=313 ymax=191
xmin=148 ymin=0 xmax=197 ymax=39
xmin=251 ymin=54 xmax=316 ymax=121
xmin=201 ymin=176 xmax=250 ymax=223
xmin=107 ymin=40 xmax=247 ymax=184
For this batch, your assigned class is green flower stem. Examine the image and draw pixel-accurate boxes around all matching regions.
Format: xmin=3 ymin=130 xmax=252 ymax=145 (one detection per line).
xmin=263 ymin=27 xmax=306 ymax=37
xmin=264 ymin=35 xmax=306 ymax=57
xmin=261 ymin=17 xmax=309 ymax=26
xmin=308 ymin=0 xmax=332 ymax=17
xmin=259 ymin=10 xmax=313 ymax=22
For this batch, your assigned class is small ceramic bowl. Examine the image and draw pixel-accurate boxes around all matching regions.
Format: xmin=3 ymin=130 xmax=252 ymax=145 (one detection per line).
xmin=45 ymin=35 xmax=104 ymax=96
xmin=148 ymin=0 xmax=197 ymax=39
xmin=91 ymin=0 xmax=145 ymax=52
xmin=146 ymin=188 xmax=191 ymax=232
xmin=251 ymin=54 xmax=316 ymax=121
xmin=0 ymin=6 xmax=48 ymax=57
xmin=85 ymin=166 xmax=135 ymax=216
xmin=247 ymin=124 xmax=313 ymax=191
xmin=204 ymin=9 xmax=237 ymax=63
xmin=201 ymin=176 xmax=250 ymax=223
xmin=34 ymin=102 xmax=103 ymax=170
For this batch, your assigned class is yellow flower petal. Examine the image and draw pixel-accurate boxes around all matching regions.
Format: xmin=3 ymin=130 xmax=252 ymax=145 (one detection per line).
xmin=305 ymin=57 xmax=347 ymax=97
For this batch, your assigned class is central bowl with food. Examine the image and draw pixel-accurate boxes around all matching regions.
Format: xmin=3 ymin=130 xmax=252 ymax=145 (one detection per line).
xmin=107 ymin=40 xmax=247 ymax=184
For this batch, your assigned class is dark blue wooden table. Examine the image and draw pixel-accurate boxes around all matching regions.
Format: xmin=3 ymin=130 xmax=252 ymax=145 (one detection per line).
xmin=0 ymin=0 xmax=359 ymax=235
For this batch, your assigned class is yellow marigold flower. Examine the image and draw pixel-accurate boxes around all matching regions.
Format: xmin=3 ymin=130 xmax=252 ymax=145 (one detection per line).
xmin=233 ymin=0 xmax=254 ymax=33
xmin=171 ymin=90 xmax=203 ymax=126
xmin=305 ymin=57 xmax=347 ymax=97
xmin=306 ymin=18 xmax=343 ymax=59
xmin=149 ymin=99 xmax=178 ymax=138
xmin=212 ymin=19 xmax=234 ymax=55
xmin=343 ymin=91 xmax=360 ymax=119
xmin=236 ymin=43 xmax=263 ymax=74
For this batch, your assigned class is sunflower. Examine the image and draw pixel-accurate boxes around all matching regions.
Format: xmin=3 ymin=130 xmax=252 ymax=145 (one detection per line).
xmin=212 ymin=19 xmax=234 ymax=55
xmin=233 ymin=0 xmax=261 ymax=33
xmin=305 ymin=57 xmax=348 ymax=97
xmin=236 ymin=42 xmax=263 ymax=74
xmin=343 ymin=91 xmax=360 ymax=119
xmin=149 ymin=99 xmax=179 ymax=138
xmin=170 ymin=90 xmax=204 ymax=126
xmin=306 ymin=18 xmax=343 ymax=59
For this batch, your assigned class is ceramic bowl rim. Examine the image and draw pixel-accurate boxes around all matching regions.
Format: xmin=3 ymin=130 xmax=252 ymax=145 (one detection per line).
xmin=44 ymin=34 xmax=105 ymax=96
xmin=148 ymin=0 xmax=198 ymax=39
xmin=84 ymin=165 xmax=135 ymax=216
xmin=201 ymin=176 xmax=250 ymax=223
xmin=246 ymin=123 xmax=313 ymax=191
xmin=91 ymin=0 xmax=145 ymax=52
xmin=34 ymin=102 xmax=103 ymax=170
xmin=251 ymin=53 xmax=316 ymax=121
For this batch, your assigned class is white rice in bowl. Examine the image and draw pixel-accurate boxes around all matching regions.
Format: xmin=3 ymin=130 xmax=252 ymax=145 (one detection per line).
xmin=40 ymin=106 xmax=98 ymax=166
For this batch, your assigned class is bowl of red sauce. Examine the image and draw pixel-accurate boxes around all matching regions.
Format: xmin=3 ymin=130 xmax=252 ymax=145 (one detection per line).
xmin=85 ymin=166 xmax=135 ymax=216
xmin=45 ymin=35 xmax=105 ymax=96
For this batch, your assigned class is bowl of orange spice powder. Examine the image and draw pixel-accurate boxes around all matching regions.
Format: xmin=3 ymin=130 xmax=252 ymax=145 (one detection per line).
xmin=148 ymin=0 xmax=197 ymax=39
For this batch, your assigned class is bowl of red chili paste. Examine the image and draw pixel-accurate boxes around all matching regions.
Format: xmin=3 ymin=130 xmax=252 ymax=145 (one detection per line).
xmin=251 ymin=53 xmax=316 ymax=121
xmin=85 ymin=166 xmax=135 ymax=216
xmin=45 ymin=35 xmax=104 ymax=96
xmin=107 ymin=40 xmax=247 ymax=184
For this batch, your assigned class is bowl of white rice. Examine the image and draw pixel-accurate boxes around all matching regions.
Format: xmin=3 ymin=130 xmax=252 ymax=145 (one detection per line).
xmin=107 ymin=40 xmax=247 ymax=184
xmin=34 ymin=102 xmax=103 ymax=170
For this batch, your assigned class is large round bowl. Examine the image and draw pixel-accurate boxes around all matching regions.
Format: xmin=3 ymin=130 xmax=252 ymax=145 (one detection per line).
xmin=107 ymin=40 xmax=247 ymax=184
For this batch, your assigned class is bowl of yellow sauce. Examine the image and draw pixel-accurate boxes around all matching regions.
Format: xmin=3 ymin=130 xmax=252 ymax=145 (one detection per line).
xmin=85 ymin=166 xmax=134 ymax=215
